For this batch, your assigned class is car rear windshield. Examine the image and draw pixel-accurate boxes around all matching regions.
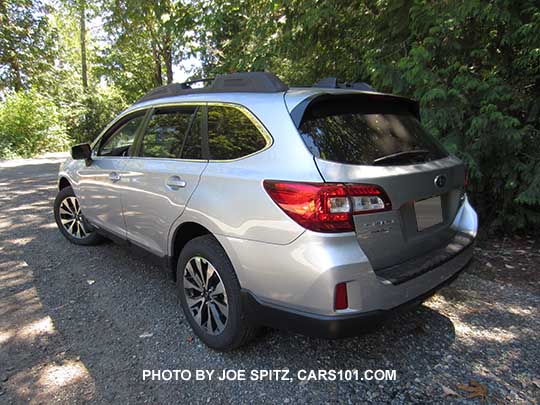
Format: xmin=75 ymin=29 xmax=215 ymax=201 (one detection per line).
xmin=298 ymin=95 xmax=448 ymax=165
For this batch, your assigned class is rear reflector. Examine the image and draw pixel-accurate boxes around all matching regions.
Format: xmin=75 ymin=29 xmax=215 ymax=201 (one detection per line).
xmin=335 ymin=282 xmax=348 ymax=310
xmin=263 ymin=180 xmax=391 ymax=233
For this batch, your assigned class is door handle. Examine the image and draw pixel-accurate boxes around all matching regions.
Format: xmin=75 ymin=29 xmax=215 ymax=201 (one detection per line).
xmin=109 ymin=172 xmax=121 ymax=182
xmin=166 ymin=176 xmax=186 ymax=190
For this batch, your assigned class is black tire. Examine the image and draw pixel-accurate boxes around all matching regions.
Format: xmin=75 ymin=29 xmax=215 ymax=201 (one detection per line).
xmin=177 ymin=235 xmax=259 ymax=351
xmin=54 ymin=186 xmax=103 ymax=246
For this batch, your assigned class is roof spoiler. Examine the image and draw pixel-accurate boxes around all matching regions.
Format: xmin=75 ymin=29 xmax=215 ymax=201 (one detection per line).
xmin=290 ymin=93 xmax=421 ymax=128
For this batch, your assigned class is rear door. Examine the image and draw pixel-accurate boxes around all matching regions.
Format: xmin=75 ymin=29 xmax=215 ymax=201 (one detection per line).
xmin=295 ymin=93 xmax=466 ymax=270
xmin=119 ymin=105 xmax=208 ymax=256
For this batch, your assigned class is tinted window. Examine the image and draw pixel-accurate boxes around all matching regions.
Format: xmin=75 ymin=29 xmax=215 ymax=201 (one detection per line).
xmin=299 ymin=96 xmax=448 ymax=165
xmin=99 ymin=114 xmax=144 ymax=157
xmin=181 ymin=108 xmax=202 ymax=159
xmin=141 ymin=106 xmax=202 ymax=159
xmin=207 ymin=106 xmax=267 ymax=160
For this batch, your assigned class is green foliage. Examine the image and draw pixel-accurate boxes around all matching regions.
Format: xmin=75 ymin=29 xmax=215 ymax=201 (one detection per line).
xmin=97 ymin=0 xmax=195 ymax=101
xmin=0 ymin=1 xmax=127 ymax=156
xmin=370 ymin=0 xmax=540 ymax=232
xmin=95 ymin=33 xmax=156 ymax=101
xmin=195 ymin=0 xmax=369 ymax=84
xmin=0 ymin=0 xmax=58 ymax=91
xmin=0 ymin=91 xmax=70 ymax=158
xmin=65 ymin=85 xmax=128 ymax=144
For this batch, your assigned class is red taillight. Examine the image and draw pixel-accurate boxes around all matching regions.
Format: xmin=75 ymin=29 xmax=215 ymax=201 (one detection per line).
xmin=263 ymin=180 xmax=391 ymax=233
xmin=335 ymin=282 xmax=348 ymax=310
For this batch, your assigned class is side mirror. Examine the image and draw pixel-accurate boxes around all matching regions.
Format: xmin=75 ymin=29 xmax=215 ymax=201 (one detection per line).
xmin=71 ymin=143 xmax=92 ymax=161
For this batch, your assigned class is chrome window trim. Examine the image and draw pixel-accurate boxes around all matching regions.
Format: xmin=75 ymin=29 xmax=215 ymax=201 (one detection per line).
xmin=92 ymin=101 xmax=273 ymax=163
xmin=120 ymin=156 xmax=208 ymax=164
xmin=90 ymin=155 xmax=132 ymax=160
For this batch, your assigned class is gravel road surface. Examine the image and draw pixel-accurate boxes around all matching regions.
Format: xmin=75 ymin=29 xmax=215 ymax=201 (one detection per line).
xmin=0 ymin=155 xmax=538 ymax=403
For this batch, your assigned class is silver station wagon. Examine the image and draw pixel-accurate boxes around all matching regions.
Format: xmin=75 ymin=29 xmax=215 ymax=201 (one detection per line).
xmin=55 ymin=72 xmax=478 ymax=350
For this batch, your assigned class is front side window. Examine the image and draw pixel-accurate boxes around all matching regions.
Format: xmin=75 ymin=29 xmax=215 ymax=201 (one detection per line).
xmin=207 ymin=106 xmax=268 ymax=160
xmin=141 ymin=106 xmax=202 ymax=159
xmin=98 ymin=114 xmax=144 ymax=157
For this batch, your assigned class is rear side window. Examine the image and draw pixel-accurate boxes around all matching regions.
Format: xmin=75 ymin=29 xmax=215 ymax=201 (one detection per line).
xmin=207 ymin=106 xmax=268 ymax=160
xmin=141 ymin=106 xmax=202 ymax=159
xmin=298 ymin=95 xmax=448 ymax=165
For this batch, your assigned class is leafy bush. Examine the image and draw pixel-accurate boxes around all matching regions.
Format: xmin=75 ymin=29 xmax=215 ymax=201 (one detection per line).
xmin=0 ymin=91 xmax=70 ymax=159
xmin=0 ymin=85 xmax=126 ymax=159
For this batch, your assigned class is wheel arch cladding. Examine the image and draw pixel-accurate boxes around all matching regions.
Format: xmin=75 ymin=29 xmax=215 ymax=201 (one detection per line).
xmin=58 ymin=177 xmax=71 ymax=190
xmin=170 ymin=222 xmax=212 ymax=280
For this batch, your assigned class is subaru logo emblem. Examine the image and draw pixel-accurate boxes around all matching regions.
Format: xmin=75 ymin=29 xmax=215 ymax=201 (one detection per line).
xmin=434 ymin=175 xmax=447 ymax=188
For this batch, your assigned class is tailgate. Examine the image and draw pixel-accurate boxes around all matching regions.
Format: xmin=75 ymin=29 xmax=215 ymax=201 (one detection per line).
xmin=291 ymin=91 xmax=468 ymax=270
xmin=315 ymin=157 xmax=466 ymax=269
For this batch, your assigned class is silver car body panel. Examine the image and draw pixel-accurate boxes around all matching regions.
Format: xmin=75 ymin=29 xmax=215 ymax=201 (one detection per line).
xmin=59 ymin=86 xmax=478 ymax=319
xmin=120 ymin=158 xmax=208 ymax=256
xmin=65 ymin=157 xmax=127 ymax=238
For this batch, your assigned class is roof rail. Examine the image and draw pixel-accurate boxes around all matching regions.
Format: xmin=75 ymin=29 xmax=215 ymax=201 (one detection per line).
xmin=177 ymin=78 xmax=215 ymax=89
xmin=313 ymin=77 xmax=375 ymax=91
xmin=136 ymin=72 xmax=288 ymax=104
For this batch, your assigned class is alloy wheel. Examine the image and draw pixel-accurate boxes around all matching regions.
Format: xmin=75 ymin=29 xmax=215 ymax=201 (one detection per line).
xmin=59 ymin=196 xmax=90 ymax=239
xmin=183 ymin=257 xmax=229 ymax=335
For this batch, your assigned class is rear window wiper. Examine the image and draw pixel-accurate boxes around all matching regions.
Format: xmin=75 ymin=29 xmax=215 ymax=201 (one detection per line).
xmin=372 ymin=149 xmax=430 ymax=166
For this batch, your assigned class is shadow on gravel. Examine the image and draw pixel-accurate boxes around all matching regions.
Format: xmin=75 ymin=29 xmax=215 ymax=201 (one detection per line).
xmin=0 ymin=161 xmax=63 ymax=180
xmin=1 ymin=160 xmax=537 ymax=403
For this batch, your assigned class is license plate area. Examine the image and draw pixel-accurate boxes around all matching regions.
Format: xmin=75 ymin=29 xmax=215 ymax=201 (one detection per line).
xmin=415 ymin=196 xmax=443 ymax=231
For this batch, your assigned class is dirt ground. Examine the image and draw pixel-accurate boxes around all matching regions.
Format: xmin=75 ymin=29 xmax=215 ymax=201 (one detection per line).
xmin=0 ymin=155 xmax=538 ymax=404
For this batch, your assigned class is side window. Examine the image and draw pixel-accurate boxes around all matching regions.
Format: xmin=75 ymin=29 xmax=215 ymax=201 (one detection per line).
xmin=141 ymin=106 xmax=202 ymax=159
xmin=180 ymin=108 xmax=202 ymax=159
xmin=207 ymin=106 xmax=268 ymax=160
xmin=98 ymin=114 xmax=144 ymax=157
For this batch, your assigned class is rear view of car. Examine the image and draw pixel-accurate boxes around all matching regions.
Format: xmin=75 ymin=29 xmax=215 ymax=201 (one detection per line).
xmin=55 ymin=72 xmax=477 ymax=350
xmin=293 ymin=92 xmax=473 ymax=278
xmin=239 ymin=87 xmax=477 ymax=340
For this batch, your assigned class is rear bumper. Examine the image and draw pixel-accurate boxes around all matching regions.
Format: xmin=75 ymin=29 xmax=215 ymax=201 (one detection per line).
xmin=242 ymin=245 xmax=473 ymax=338
xmin=218 ymin=195 xmax=477 ymax=325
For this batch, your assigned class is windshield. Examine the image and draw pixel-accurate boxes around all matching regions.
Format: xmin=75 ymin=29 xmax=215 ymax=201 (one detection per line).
xmin=298 ymin=95 xmax=448 ymax=165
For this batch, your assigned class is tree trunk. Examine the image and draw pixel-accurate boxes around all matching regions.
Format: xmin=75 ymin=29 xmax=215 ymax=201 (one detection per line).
xmin=164 ymin=43 xmax=173 ymax=84
xmin=0 ymin=0 xmax=23 ymax=91
xmin=152 ymin=41 xmax=163 ymax=86
xmin=79 ymin=0 xmax=88 ymax=90
xmin=11 ymin=56 xmax=23 ymax=91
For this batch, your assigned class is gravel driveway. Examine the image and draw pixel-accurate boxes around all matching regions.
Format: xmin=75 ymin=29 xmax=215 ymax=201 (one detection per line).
xmin=0 ymin=155 xmax=538 ymax=403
